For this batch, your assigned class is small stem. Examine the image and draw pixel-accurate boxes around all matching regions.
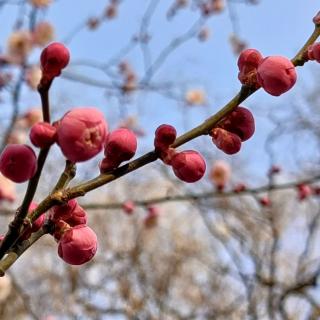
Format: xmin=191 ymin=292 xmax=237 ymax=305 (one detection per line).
xmin=0 ymin=81 xmax=53 ymax=259
xmin=38 ymin=79 xmax=53 ymax=123
xmin=52 ymin=160 xmax=76 ymax=193
xmin=292 ymin=24 xmax=320 ymax=66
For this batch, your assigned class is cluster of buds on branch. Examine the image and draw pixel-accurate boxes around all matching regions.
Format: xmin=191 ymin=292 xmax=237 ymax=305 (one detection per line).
xmin=0 ymin=10 xmax=318 ymax=274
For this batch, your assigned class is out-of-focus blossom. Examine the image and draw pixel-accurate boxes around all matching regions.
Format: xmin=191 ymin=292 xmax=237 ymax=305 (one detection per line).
xmin=198 ymin=27 xmax=210 ymax=42
xmin=25 ymin=65 xmax=42 ymax=90
xmin=29 ymin=0 xmax=51 ymax=7
xmin=185 ymin=89 xmax=206 ymax=106
xmin=229 ymin=33 xmax=247 ymax=55
xmin=0 ymin=173 xmax=16 ymax=202
xmin=7 ymin=31 xmax=33 ymax=61
xmin=7 ymin=129 xmax=28 ymax=144
xmin=87 ymin=17 xmax=100 ymax=30
xmin=0 ymin=275 xmax=12 ymax=302
xmin=22 ymin=108 xmax=43 ymax=127
xmin=33 ymin=22 xmax=55 ymax=46
xmin=210 ymin=160 xmax=231 ymax=189
xmin=105 ymin=3 xmax=118 ymax=19
xmin=144 ymin=205 xmax=159 ymax=228
xmin=0 ymin=72 xmax=12 ymax=89
xmin=119 ymin=116 xmax=145 ymax=137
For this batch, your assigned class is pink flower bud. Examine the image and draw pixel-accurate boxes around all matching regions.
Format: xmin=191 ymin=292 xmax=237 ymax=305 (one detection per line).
xmin=307 ymin=43 xmax=320 ymax=63
xmin=122 ymin=200 xmax=135 ymax=215
xmin=58 ymin=225 xmax=98 ymax=265
xmin=56 ymin=107 xmax=108 ymax=162
xmin=158 ymin=147 xmax=177 ymax=165
xmin=210 ymin=160 xmax=231 ymax=189
xmin=154 ymin=124 xmax=177 ymax=151
xmin=297 ymin=184 xmax=313 ymax=201
xmin=257 ymin=56 xmax=297 ymax=96
xmin=219 ymin=107 xmax=255 ymax=141
xmin=52 ymin=220 xmax=70 ymax=241
xmin=64 ymin=204 xmax=88 ymax=227
xmin=104 ymin=128 xmax=137 ymax=163
xmin=49 ymin=199 xmax=77 ymax=222
xmin=0 ymin=144 xmax=37 ymax=183
xmin=211 ymin=128 xmax=242 ymax=155
xmin=313 ymin=11 xmax=320 ymax=25
xmin=99 ymin=157 xmax=121 ymax=173
xmin=238 ymin=48 xmax=263 ymax=87
xmin=171 ymin=150 xmax=206 ymax=183
xmin=40 ymin=42 xmax=70 ymax=79
xmin=30 ymin=122 xmax=57 ymax=148
xmin=238 ymin=48 xmax=263 ymax=71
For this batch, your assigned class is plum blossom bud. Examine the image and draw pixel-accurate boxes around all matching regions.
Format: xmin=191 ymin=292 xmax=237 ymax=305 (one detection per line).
xmin=210 ymin=160 xmax=231 ymax=189
xmin=313 ymin=11 xmax=320 ymax=25
xmin=40 ymin=42 xmax=70 ymax=79
xmin=185 ymin=89 xmax=206 ymax=106
xmin=49 ymin=199 xmax=78 ymax=222
xmin=30 ymin=122 xmax=57 ymax=148
xmin=307 ymin=43 xmax=320 ymax=63
xmin=237 ymin=48 xmax=263 ymax=87
xmin=7 ymin=31 xmax=33 ymax=61
xmin=99 ymin=157 xmax=120 ymax=173
xmin=219 ymin=107 xmax=255 ymax=141
xmin=104 ymin=128 xmax=137 ymax=163
xmin=25 ymin=65 xmax=42 ymax=90
xmin=0 ymin=275 xmax=12 ymax=302
xmin=154 ymin=124 xmax=177 ymax=151
xmin=238 ymin=49 xmax=263 ymax=71
xmin=64 ymin=204 xmax=87 ymax=227
xmin=56 ymin=107 xmax=108 ymax=162
xmin=58 ymin=225 xmax=98 ymax=265
xmin=171 ymin=150 xmax=206 ymax=183
xmin=122 ymin=200 xmax=135 ymax=215
xmin=0 ymin=174 xmax=16 ymax=202
xmin=32 ymin=22 xmax=55 ymax=47
xmin=0 ymin=144 xmax=37 ymax=183
xmin=211 ymin=128 xmax=242 ymax=155
xmin=257 ymin=56 xmax=297 ymax=96
xmin=49 ymin=200 xmax=87 ymax=227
